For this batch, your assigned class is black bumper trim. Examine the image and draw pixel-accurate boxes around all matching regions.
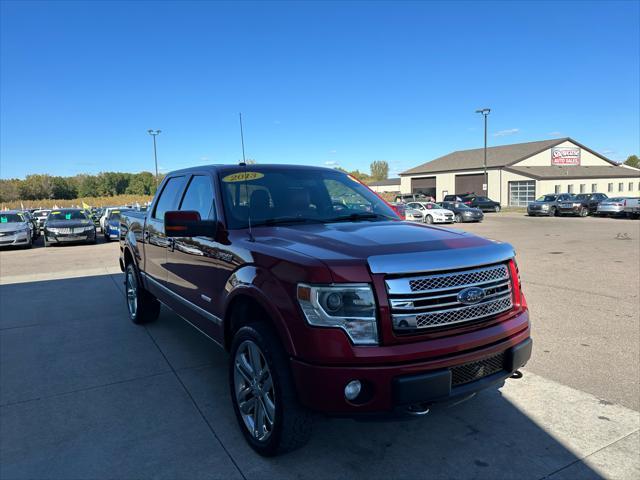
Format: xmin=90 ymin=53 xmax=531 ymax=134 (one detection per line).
xmin=393 ymin=338 xmax=532 ymax=406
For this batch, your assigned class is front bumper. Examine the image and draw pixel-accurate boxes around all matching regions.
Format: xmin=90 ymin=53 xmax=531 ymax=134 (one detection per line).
xmin=461 ymin=214 xmax=483 ymax=222
xmin=431 ymin=216 xmax=454 ymax=223
xmin=557 ymin=206 xmax=583 ymax=215
xmin=290 ymin=313 xmax=531 ymax=415
xmin=45 ymin=230 xmax=96 ymax=244
xmin=0 ymin=232 xmax=30 ymax=247
xmin=527 ymin=207 xmax=551 ymax=216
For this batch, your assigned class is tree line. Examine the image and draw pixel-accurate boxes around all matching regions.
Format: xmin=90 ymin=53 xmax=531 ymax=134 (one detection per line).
xmin=0 ymin=171 xmax=160 ymax=202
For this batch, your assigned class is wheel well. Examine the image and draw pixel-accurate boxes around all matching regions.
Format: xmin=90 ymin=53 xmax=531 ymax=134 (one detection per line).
xmin=224 ymin=294 xmax=274 ymax=351
xmin=123 ymin=247 xmax=134 ymax=267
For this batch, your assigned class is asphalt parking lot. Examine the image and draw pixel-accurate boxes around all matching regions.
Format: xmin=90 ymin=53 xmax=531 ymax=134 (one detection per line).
xmin=1 ymin=214 xmax=639 ymax=480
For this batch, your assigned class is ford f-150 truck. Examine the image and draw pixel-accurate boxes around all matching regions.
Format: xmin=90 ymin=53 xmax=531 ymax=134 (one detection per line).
xmin=119 ymin=164 xmax=531 ymax=456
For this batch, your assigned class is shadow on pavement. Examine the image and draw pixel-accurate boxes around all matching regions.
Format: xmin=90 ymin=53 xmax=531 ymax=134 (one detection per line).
xmin=0 ymin=274 xmax=603 ymax=479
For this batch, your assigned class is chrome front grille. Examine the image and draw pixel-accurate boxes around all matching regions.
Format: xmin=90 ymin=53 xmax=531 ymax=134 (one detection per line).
xmin=386 ymin=263 xmax=513 ymax=332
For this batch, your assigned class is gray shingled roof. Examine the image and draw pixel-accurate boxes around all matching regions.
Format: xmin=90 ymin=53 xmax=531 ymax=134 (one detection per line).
xmin=368 ymin=178 xmax=401 ymax=186
xmin=506 ymin=165 xmax=640 ymax=180
xmin=400 ymin=138 xmax=616 ymax=175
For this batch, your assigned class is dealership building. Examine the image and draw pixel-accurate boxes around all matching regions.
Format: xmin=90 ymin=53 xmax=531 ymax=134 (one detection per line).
xmin=399 ymin=138 xmax=640 ymax=206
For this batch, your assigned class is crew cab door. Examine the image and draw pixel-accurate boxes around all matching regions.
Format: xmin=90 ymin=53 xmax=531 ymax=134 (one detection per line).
xmin=144 ymin=175 xmax=187 ymax=288
xmin=165 ymin=173 xmax=229 ymax=340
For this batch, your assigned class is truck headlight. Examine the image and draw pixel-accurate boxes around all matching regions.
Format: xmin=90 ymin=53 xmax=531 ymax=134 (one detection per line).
xmin=541 ymin=204 xmax=549 ymax=209
xmin=296 ymin=284 xmax=378 ymax=345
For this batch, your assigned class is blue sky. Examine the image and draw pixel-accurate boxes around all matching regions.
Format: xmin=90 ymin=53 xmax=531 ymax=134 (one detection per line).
xmin=1 ymin=0 xmax=638 ymax=179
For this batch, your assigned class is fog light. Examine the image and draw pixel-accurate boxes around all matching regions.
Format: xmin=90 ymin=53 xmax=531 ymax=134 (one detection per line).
xmin=344 ymin=380 xmax=362 ymax=401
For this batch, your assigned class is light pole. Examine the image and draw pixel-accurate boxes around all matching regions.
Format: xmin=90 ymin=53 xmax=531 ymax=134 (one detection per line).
xmin=147 ymin=129 xmax=161 ymax=186
xmin=475 ymin=108 xmax=490 ymax=195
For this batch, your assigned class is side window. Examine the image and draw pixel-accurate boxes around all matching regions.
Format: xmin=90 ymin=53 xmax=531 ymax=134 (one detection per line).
xmin=153 ymin=176 xmax=187 ymax=220
xmin=179 ymin=175 xmax=216 ymax=220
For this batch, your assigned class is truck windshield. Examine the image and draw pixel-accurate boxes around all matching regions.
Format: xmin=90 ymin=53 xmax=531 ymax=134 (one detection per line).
xmin=219 ymin=168 xmax=398 ymax=229
xmin=48 ymin=210 xmax=87 ymax=221
xmin=536 ymin=195 xmax=557 ymax=202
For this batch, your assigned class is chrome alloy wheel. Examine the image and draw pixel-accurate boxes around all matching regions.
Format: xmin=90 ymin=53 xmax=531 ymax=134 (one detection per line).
xmin=125 ymin=267 xmax=138 ymax=319
xmin=234 ymin=340 xmax=275 ymax=442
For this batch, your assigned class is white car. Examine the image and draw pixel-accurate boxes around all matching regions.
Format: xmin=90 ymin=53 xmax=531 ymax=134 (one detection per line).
xmin=406 ymin=201 xmax=455 ymax=224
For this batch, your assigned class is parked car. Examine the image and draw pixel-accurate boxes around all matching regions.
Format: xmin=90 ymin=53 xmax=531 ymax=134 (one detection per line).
xmin=0 ymin=211 xmax=33 ymax=249
xmin=403 ymin=207 xmax=424 ymax=222
xmin=623 ymin=197 xmax=640 ymax=219
xmin=20 ymin=210 xmax=40 ymax=239
xmin=32 ymin=209 xmax=51 ymax=230
xmin=43 ymin=208 xmax=97 ymax=246
xmin=439 ymin=201 xmax=484 ymax=222
xmin=406 ymin=201 xmax=454 ymax=224
xmin=556 ymin=195 xmax=591 ymax=217
xmin=526 ymin=193 xmax=573 ymax=217
xmin=595 ymin=197 xmax=628 ymax=217
xmin=99 ymin=206 xmax=120 ymax=231
xmin=566 ymin=193 xmax=608 ymax=215
xmin=119 ymin=165 xmax=530 ymax=455
xmin=104 ymin=209 xmax=131 ymax=241
xmin=456 ymin=193 xmax=501 ymax=213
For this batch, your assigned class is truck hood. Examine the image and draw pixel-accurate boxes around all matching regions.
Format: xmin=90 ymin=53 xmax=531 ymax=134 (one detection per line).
xmin=46 ymin=219 xmax=93 ymax=228
xmin=253 ymin=220 xmax=513 ymax=275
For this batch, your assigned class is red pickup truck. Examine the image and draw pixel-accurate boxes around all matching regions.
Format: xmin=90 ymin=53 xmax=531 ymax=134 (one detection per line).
xmin=119 ymin=164 xmax=531 ymax=456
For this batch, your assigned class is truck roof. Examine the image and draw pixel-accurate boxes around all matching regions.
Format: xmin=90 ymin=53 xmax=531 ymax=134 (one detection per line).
xmin=166 ymin=164 xmax=339 ymax=176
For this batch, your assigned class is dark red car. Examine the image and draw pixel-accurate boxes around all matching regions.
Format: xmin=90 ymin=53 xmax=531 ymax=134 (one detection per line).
xmin=119 ymin=164 xmax=531 ymax=456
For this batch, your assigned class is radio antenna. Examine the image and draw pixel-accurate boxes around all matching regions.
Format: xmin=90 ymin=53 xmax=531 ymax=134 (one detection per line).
xmin=239 ymin=112 xmax=247 ymax=166
xmin=238 ymin=113 xmax=254 ymax=241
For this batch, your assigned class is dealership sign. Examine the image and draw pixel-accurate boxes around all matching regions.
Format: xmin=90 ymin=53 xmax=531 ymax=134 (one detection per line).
xmin=551 ymin=147 xmax=581 ymax=166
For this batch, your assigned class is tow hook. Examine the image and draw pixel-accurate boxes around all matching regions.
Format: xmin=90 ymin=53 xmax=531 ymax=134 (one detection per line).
xmin=510 ymin=370 xmax=523 ymax=379
xmin=406 ymin=403 xmax=430 ymax=416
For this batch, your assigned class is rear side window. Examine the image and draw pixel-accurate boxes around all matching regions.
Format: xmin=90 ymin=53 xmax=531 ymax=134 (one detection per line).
xmin=179 ymin=175 xmax=216 ymax=220
xmin=153 ymin=176 xmax=187 ymax=220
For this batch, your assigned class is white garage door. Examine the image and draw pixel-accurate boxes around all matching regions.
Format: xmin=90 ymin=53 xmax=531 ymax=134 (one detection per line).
xmin=509 ymin=181 xmax=535 ymax=206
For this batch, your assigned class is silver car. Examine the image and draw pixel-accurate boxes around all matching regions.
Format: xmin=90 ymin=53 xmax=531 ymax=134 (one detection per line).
xmin=596 ymin=197 xmax=628 ymax=217
xmin=404 ymin=207 xmax=424 ymax=222
xmin=0 ymin=211 xmax=33 ymax=249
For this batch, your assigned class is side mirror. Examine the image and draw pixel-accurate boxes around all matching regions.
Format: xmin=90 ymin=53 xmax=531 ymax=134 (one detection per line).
xmin=164 ymin=210 xmax=216 ymax=238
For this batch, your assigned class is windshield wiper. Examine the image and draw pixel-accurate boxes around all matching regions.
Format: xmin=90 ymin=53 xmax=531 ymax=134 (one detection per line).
xmin=327 ymin=212 xmax=392 ymax=223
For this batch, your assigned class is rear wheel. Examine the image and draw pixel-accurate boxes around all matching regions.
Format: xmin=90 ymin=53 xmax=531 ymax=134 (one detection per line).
xmin=230 ymin=322 xmax=312 ymax=456
xmin=425 ymin=215 xmax=433 ymax=224
xmin=125 ymin=263 xmax=160 ymax=324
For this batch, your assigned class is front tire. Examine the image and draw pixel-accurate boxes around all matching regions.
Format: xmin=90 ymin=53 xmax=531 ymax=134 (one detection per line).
xmin=125 ymin=263 xmax=160 ymax=324
xmin=230 ymin=323 xmax=312 ymax=456
xmin=425 ymin=215 xmax=433 ymax=224
xmin=494 ymin=205 xmax=501 ymax=213
xmin=549 ymin=207 xmax=557 ymax=217
xmin=454 ymin=213 xmax=462 ymax=223
xmin=579 ymin=207 xmax=588 ymax=217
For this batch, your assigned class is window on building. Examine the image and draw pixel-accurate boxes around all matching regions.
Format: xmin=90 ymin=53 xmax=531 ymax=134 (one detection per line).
xmin=554 ymin=185 xmax=561 ymax=194
xmin=618 ymin=182 xmax=624 ymax=192
xmin=608 ymin=183 xmax=613 ymax=192
xmin=579 ymin=184 xmax=586 ymax=193
xmin=508 ymin=181 xmax=536 ymax=207
xmin=568 ymin=184 xmax=574 ymax=193
xmin=591 ymin=183 xmax=597 ymax=193
xmin=629 ymin=182 xmax=634 ymax=192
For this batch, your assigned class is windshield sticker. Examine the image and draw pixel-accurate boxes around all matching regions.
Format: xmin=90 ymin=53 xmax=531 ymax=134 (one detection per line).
xmin=52 ymin=211 xmax=61 ymax=215
xmin=65 ymin=213 xmax=71 ymax=220
xmin=222 ymin=172 xmax=264 ymax=183
xmin=0 ymin=217 xmax=7 ymax=223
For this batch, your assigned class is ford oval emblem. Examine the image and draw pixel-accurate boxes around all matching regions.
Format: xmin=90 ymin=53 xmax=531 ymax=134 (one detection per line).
xmin=457 ymin=287 xmax=486 ymax=305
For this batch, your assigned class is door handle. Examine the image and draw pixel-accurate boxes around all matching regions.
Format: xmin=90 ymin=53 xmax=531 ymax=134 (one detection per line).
xmin=168 ymin=238 xmax=175 ymax=252
xmin=143 ymin=230 xmax=150 ymax=242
